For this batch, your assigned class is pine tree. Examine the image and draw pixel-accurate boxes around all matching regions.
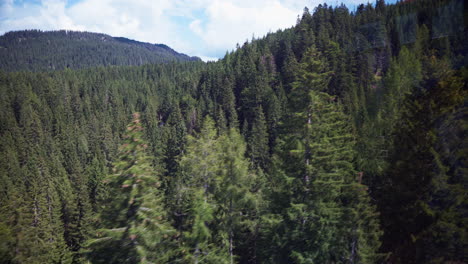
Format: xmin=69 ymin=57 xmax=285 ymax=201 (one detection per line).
xmin=178 ymin=117 xmax=230 ymax=263
xmin=280 ymin=41 xmax=299 ymax=93
xmin=248 ymin=106 xmax=269 ymax=169
xmin=217 ymin=128 xmax=263 ymax=264
xmin=275 ymin=42 xmax=382 ymax=262
xmin=380 ymin=57 xmax=467 ymax=263
xmin=162 ymin=105 xmax=187 ymax=188
xmin=181 ymin=189 xmax=230 ymax=264
xmin=86 ymin=113 xmax=176 ymax=263
xmin=285 ymin=92 xmax=382 ymax=263
xmin=178 ymin=117 xmax=264 ymax=264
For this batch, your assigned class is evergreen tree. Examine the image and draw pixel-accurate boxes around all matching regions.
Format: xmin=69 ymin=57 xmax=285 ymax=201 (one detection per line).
xmin=1 ymin=1 xmax=467 ymax=262
xmin=275 ymin=42 xmax=382 ymax=262
xmin=285 ymin=91 xmax=382 ymax=263
xmin=179 ymin=118 xmax=263 ymax=264
xmin=380 ymin=57 xmax=467 ymax=264
xmin=86 ymin=113 xmax=176 ymax=263
xmin=178 ymin=117 xmax=230 ymax=263
xmin=217 ymin=129 xmax=263 ymax=264
xmin=181 ymin=189 xmax=230 ymax=264
xmin=248 ymin=106 xmax=270 ymax=169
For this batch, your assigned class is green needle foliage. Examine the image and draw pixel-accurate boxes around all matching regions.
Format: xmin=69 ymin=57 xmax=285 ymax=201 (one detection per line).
xmin=0 ymin=0 xmax=466 ymax=263
xmin=178 ymin=117 xmax=231 ymax=264
xmin=181 ymin=189 xmax=230 ymax=264
xmin=86 ymin=113 xmax=176 ymax=263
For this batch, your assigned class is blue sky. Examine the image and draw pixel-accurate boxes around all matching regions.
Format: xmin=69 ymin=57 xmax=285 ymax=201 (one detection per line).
xmin=0 ymin=0 xmax=397 ymax=61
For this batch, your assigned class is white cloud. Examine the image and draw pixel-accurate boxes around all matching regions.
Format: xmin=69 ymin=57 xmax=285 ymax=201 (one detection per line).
xmin=189 ymin=19 xmax=203 ymax=35
xmin=193 ymin=0 xmax=302 ymax=52
xmin=66 ymin=0 xmax=175 ymax=44
xmin=0 ymin=0 xmax=84 ymax=32
xmin=198 ymin=55 xmax=219 ymax=62
xmin=0 ymin=0 xmax=355 ymax=59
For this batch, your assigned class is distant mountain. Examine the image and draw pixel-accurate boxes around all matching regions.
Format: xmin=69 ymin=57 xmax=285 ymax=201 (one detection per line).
xmin=0 ymin=30 xmax=200 ymax=72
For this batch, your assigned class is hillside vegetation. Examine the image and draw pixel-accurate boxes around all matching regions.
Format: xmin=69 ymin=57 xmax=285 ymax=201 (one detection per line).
xmin=0 ymin=30 xmax=200 ymax=72
xmin=0 ymin=0 xmax=466 ymax=263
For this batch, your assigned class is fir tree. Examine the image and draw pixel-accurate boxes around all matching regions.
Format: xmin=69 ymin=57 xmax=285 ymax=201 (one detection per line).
xmin=217 ymin=128 xmax=263 ymax=264
xmin=380 ymin=57 xmax=467 ymax=264
xmin=181 ymin=189 xmax=230 ymax=264
xmin=248 ymin=106 xmax=270 ymax=169
xmin=178 ymin=117 xmax=230 ymax=263
xmin=286 ymin=92 xmax=382 ymax=263
xmin=86 ymin=113 xmax=176 ymax=263
xmin=276 ymin=42 xmax=382 ymax=262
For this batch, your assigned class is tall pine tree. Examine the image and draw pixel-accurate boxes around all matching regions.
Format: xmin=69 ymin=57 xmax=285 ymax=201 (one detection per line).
xmin=86 ymin=113 xmax=176 ymax=263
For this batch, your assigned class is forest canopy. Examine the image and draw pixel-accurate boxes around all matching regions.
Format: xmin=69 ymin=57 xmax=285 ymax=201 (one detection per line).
xmin=0 ymin=0 xmax=466 ymax=263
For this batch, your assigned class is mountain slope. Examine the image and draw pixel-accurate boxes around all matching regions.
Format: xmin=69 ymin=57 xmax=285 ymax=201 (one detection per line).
xmin=0 ymin=30 xmax=200 ymax=72
xmin=0 ymin=0 xmax=466 ymax=263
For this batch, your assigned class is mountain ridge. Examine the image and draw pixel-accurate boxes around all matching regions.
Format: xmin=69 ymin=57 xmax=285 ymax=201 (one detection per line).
xmin=0 ymin=29 xmax=200 ymax=72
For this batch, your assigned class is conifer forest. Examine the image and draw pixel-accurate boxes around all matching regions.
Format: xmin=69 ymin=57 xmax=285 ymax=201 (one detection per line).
xmin=0 ymin=0 xmax=467 ymax=263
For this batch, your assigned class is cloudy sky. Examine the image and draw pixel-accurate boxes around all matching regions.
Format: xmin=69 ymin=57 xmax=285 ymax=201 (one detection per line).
xmin=0 ymin=0 xmax=396 ymax=61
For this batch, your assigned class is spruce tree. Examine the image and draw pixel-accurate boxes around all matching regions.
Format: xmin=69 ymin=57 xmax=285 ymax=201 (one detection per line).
xmin=178 ymin=117 xmax=263 ymax=264
xmin=86 ymin=113 xmax=176 ymax=263
xmin=248 ymin=106 xmax=270 ymax=169
xmin=181 ymin=189 xmax=230 ymax=264
xmin=380 ymin=57 xmax=467 ymax=263
xmin=276 ymin=43 xmax=382 ymax=262
xmin=217 ymin=128 xmax=263 ymax=264
xmin=284 ymin=91 xmax=382 ymax=263
xmin=178 ymin=117 xmax=230 ymax=263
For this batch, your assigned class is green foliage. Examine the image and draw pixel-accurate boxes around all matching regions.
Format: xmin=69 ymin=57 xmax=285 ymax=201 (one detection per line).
xmin=380 ymin=59 xmax=467 ymax=263
xmin=280 ymin=91 xmax=382 ymax=263
xmin=247 ymin=106 xmax=270 ymax=169
xmin=0 ymin=30 xmax=199 ymax=72
xmin=178 ymin=117 xmax=264 ymax=263
xmin=181 ymin=190 xmax=230 ymax=264
xmin=86 ymin=113 xmax=176 ymax=263
xmin=177 ymin=117 xmax=231 ymax=263
xmin=0 ymin=0 xmax=466 ymax=263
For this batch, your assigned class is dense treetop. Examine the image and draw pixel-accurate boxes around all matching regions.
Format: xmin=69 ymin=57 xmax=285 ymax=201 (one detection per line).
xmin=0 ymin=0 xmax=466 ymax=263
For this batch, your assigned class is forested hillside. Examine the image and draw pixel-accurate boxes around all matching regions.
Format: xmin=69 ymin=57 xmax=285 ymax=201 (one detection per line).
xmin=0 ymin=0 xmax=466 ymax=263
xmin=0 ymin=30 xmax=200 ymax=72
